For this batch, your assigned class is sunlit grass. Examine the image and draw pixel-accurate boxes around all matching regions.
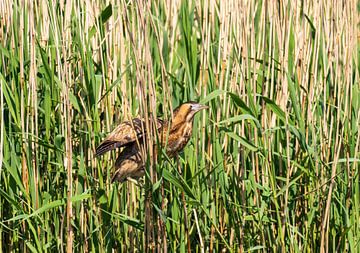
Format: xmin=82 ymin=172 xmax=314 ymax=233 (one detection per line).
xmin=0 ymin=0 xmax=359 ymax=252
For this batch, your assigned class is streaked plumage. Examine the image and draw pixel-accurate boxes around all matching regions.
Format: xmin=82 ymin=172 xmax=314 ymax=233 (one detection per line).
xmin=96 ymin=102 xmax=208 ymax=183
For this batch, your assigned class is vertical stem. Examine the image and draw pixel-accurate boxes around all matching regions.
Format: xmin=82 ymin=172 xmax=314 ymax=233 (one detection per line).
xmin=0 ymin=65 xmax=3 ymax=253
xmin=65 ymin=98 xmax=73 ymax=253
xmin=161 ymin=182 xmax=167 ymax=253
xmin=177 ymin=158 xmax=190 ymax=253
xmin=29 ymin=0 xmax=38 ymax=212
xmin=193 ymin=209 xmax=204 ymax=253
xmin=144 ymin=187 xmax=154 ymax=252
xmin=63 ymin=0 xmax=73 ymax=252
xmin=182 ymin=191 xmax=191 ymax=253
xmin=19 ymin=1 xmax=28 ymax=251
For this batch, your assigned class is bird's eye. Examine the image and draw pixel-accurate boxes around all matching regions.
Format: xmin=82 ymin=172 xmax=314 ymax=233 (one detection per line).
xmin=190 ymin=104 xmax=199 ymax=111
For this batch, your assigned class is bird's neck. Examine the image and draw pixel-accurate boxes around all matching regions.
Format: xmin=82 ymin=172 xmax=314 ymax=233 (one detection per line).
xmin=159 ymin=117 xmax=193 ymax=141
xmin=170 ymin=119 xmax=192 ymax=133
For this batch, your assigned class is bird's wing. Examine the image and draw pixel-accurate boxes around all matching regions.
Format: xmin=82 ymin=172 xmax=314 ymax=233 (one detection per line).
xmin=95 ymin=117 xmax=163 ymax=156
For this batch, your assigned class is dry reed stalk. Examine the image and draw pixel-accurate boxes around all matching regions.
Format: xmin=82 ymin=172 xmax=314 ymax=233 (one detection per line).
xmin=60 ymin=0 xmax=74 ymax=252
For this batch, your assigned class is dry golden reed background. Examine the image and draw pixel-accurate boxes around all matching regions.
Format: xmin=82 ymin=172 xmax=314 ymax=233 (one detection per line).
xmin=0 ymin=0 xmax=359 ymax=252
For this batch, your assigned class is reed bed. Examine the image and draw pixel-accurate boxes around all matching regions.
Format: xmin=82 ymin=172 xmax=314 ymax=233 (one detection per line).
xmin=0 ymin=0 xmax=359 ymax=252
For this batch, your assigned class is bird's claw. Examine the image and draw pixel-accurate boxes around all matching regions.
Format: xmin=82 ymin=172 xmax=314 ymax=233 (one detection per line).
xmin=126 ymin=177 xmax=145 ymax=187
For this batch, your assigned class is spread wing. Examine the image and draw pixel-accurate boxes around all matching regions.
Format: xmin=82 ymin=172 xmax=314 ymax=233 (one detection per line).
xmin=95 ymin=118 xmax=164 ymax=156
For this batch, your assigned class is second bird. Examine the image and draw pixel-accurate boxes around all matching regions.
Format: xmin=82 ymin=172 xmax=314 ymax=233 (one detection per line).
xmin=96 ymin=101 xmax=208 ymax=183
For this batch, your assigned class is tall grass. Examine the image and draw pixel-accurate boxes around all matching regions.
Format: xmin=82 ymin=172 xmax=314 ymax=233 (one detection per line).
xmin=1 ymin=0 xmax=359 ymax=252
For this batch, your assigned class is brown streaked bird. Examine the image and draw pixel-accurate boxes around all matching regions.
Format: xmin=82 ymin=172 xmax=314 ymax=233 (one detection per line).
xmin=95 ymin=102 xmax=208 ymax=183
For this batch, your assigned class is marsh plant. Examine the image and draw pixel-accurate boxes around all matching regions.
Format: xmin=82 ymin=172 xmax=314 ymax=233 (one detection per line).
xmin=0 ymin=0 xmax=359 ymax=252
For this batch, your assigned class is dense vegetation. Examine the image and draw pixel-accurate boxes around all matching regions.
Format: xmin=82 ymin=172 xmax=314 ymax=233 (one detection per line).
xmin=0 ymin=0 xmax=359 ymax=252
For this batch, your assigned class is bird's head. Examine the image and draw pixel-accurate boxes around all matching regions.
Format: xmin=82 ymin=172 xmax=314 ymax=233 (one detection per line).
xmin=172 ymin=101 xmax=208 ymax=123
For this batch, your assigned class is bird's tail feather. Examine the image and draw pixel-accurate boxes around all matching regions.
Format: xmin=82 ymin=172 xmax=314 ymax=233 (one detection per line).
xmin=95 ymin=141 xmax=122 ymax=156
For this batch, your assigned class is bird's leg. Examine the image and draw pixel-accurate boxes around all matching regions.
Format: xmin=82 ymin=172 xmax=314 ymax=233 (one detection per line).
xmin=137 ymin=177 xmax=145 ymax=188
xmin=126 ymin=177 xmax=143 ymax=187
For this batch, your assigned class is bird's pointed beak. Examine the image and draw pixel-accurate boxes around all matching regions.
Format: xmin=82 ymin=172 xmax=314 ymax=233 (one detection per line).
xmin=192 ymin=103 xmax=209 ymax=112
